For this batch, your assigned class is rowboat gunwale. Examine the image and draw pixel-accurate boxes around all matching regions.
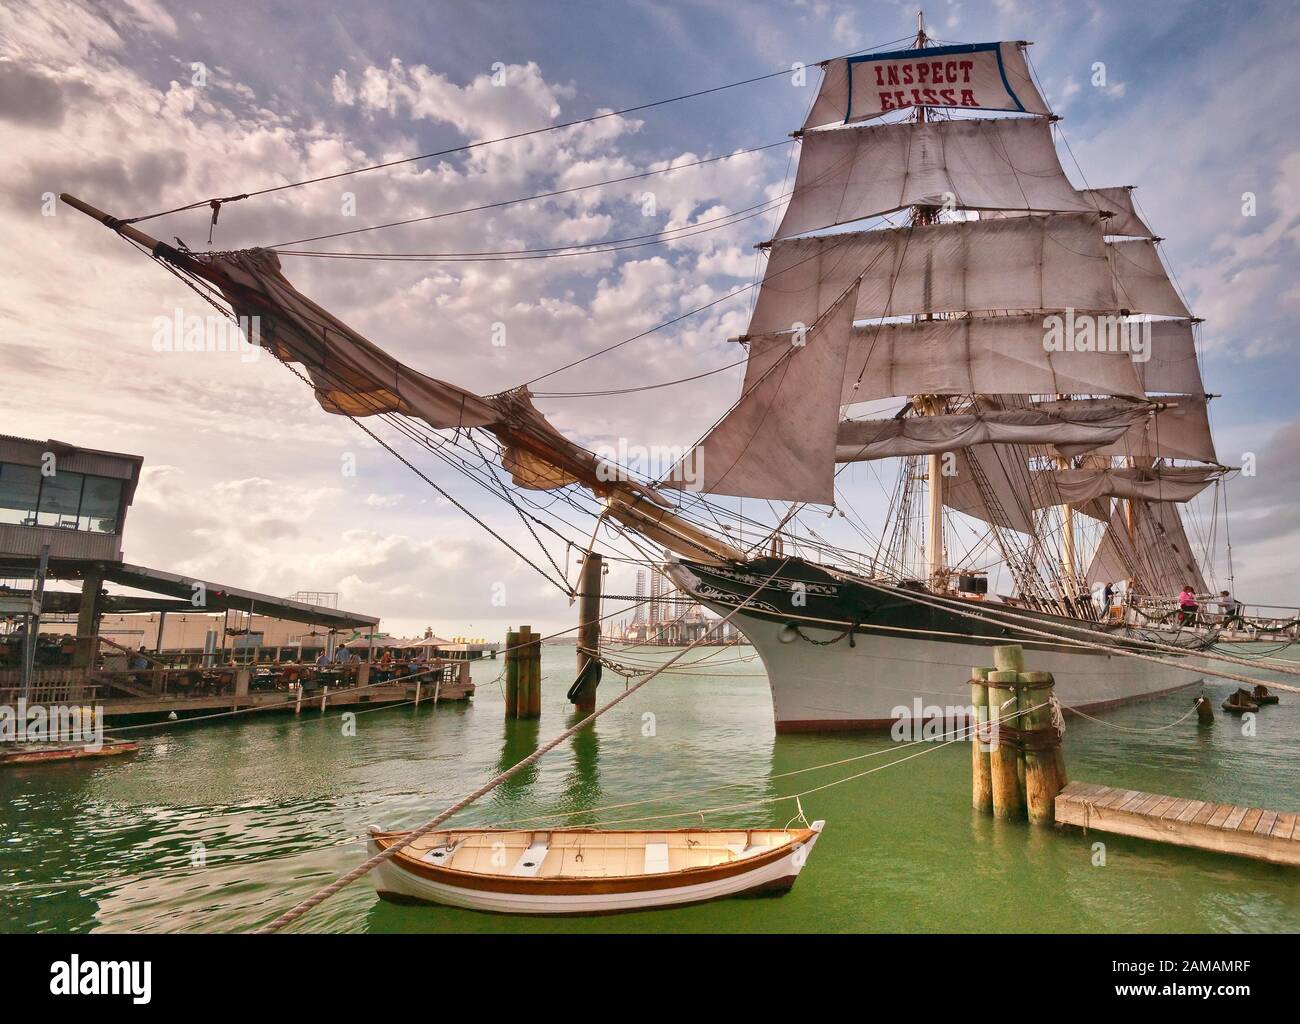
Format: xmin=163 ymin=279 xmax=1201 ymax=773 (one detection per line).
xmin=368 ymin=824 xmax=822 ymax=897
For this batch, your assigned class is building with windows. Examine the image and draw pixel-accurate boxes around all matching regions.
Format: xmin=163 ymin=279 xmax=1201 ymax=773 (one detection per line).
xmin=0 ymin=434 xmax=380 ymax=687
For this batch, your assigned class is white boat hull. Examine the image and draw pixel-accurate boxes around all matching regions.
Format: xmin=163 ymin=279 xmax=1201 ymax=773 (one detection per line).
xmin=732 ymin=611 xmax=1204 ymax=732
xmin=368 ymin=823 xmax=823 ymax=915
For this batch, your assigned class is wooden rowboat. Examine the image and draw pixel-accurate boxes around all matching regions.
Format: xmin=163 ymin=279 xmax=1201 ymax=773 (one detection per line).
xmin=367 ymin=821 xmax=824 ymax=915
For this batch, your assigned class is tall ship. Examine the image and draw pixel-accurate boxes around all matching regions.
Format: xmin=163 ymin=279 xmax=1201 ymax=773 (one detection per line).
xmin=62 ymin=22 xmax=1239 ymax=732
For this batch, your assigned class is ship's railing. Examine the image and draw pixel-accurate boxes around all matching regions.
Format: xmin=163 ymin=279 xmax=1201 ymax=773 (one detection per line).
xmin=1127 ymin=595 xmax=1299 ymax=635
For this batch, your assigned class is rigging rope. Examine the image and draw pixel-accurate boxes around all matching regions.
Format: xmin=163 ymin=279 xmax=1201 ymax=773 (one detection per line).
xmin=250 ymin=558 xmax=792 ymax=933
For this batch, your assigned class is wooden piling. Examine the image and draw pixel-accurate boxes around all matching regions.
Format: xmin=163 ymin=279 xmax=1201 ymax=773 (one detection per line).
xmin=504 ymin=629 xmax=520 ymax=718
xmin=1018 ymin=670 xmax=1062 ymax=825
xmin=520 ymin=626 xmax=541 ymax=718
xmin=414 ymin=679 xmax=422 ymax=708
xmin=993 ymin=645 xmax=1027 ymax=800
xmin=986 ymin=669 xmax=1024 ymax=819
xmin=294 ymin=682 xmax=303 ymax=715
xmin=970 ymin=666 xmax=992 ymax=813
xmin=573 ymin=553 xmax=603 ymax=713
xmin=320 ymin=685 xmax=329 ymax=713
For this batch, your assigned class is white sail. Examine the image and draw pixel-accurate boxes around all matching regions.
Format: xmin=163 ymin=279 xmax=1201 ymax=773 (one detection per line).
xmin=749 ymin=213 xmax=1114 ymax=336
xmin=840 ymin=313 xmax=1145 ymax=402
xmin=943 ymin=443 xmax=1036 ymax=534
xmin=1035 ymin=465 xmax=1219 ymax=504
xmin=803 ymin=42 xmax=1050 ymax=128
xmin=1108 ymin=239 xmax=1191 ymax=317
xmin=1134 ymin=319 xmax=1204 ymax=395
xmin=986 ymin=186 xmax=1152 ymax=238
xmin=834 ymin=405 xmax=1140 ymax=463
xmin=665 ymin=283 xmax=858 ymax=504
xmin=776 ymin=118 xmax=1094 ymax=239
xmin=1087 ymin=396 xmax=1218 ymax=464
xmin=1086 ymin=501 xmax=1208 ymax=595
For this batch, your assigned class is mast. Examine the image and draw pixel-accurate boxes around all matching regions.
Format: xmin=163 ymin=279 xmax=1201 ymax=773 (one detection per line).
xmin=913 ymin=11 xmax=946 ymax=589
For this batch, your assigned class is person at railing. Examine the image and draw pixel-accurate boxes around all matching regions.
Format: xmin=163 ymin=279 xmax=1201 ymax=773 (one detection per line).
xmin=129 ymin=646 xmax=150 ymax=671
xmin=1217 ymin=590 xmax=1244 ymax=629
xmin=1177 ymin=585 xmax=1199 ymax=625
xmin=314 ymin=649 xmax=331 ymax=668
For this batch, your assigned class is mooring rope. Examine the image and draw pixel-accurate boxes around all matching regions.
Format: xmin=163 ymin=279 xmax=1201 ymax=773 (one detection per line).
xmin=250 ymin=560 xmax=793 ymax=933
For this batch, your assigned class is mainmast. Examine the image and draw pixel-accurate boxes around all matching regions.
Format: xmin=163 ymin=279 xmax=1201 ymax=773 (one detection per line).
xmin=913 ymin=12 xmax=946 ymax=590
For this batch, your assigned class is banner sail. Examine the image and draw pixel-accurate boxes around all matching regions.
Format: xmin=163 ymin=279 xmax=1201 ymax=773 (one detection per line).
xmin=803 ymin=42 xmax=1051 ymax=128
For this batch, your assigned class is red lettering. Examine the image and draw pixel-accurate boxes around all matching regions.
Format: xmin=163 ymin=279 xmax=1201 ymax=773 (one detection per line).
xmin=901 ymin=64 xmax=913 ymax=85
xmin=874 ymin=66 xmax=885 ymax=87
xmin=878 ymin=91 xmax=895 ymax=111
xmin=960 ymin=89 xmax=977 ymax=106
xmin=887 ymin=65 xmax=900 ymax=86
xmin=931 ymin=61 xmax=943 ymax=82
xmin=922 ymin=88 xmax=938 ymax=104
xmin=940 ymin=88 xmax=956 ymax=104
xmin=959 ymin=60 xmax=974 ymax=82
xmin=945 ymin=60 xmax=957 ymax=82
xmin=916 ymin=62 xmax=929 ymax=83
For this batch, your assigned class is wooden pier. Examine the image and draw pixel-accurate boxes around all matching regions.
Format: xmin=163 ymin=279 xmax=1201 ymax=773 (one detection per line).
xmin=1055 ymin=782 xmax=1300 ymax=867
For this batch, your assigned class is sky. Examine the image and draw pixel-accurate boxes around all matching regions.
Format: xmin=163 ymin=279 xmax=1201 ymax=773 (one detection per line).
xmin=2 ymin=0 xmax=1298 ymax=639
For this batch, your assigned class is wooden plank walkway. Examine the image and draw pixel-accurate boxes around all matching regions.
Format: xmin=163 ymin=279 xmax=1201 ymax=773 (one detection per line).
xmin=1055 ymin=782 xmax=1299 ymax=867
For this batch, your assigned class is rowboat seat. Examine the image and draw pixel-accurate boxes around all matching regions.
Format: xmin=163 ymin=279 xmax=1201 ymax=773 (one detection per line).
xmin=510 ymin=840 xmax=550 ymax=877
xmin=643 ymin=843 xmax=670 ymax=874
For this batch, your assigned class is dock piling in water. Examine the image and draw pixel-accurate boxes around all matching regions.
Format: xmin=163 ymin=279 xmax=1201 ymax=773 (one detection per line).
xmin=504 ymin=629 xmax=520 ymax=718
xmin=975 ymin=645 xmax=1067 ymax=824
xmin=970 ymin=666 xmax=992 ymax=813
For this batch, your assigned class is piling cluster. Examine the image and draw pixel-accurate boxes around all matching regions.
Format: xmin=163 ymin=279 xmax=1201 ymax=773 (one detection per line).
xmin=970 ymin=644 xmax=1068 ymax=825
xmin=504 ymin=626 xmax=542 ymax=718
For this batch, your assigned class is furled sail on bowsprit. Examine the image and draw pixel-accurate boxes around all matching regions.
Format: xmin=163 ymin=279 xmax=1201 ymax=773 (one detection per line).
xmin=187 ymin=247 xmax=745 ymax=565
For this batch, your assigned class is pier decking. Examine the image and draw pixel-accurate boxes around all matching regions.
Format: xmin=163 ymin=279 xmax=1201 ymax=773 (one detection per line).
xmin=1055 ymin=782 xmax=1300 ymax=867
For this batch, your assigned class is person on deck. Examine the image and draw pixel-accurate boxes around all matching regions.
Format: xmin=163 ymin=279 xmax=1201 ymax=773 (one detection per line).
xmin=1177 ymin=585 xmax=1199 ymax=625
xmin=334 ymin=644 xmax=353 ymax=664
xmin=1218 ymin=590 xmax=1243 ymax=628
xmin=314 ymin=649 xmax=331 ymax=668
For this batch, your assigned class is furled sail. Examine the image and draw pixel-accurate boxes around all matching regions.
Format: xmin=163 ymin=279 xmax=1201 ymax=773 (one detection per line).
xmin=1033 ymin=465 xmax=1220 ymax=504
xmin=776 ymin=118 xmax=1095 ymax=239
xmin=986 ymin=186 xmax=1152 ymax=238
xmin=840 ymin=313 xmax=1145 ymax=403
xmin=803 ymin=42 xmax=1050 ymax=128
xmin=1108 ymin=239 xmax=1191 ymax=317
xmin=192 ymin=248 xmax=746 ymax=564
xmin=1086 ymin=396 xmax=1218 ymax=464
xmin=1133 ymin=319 xmax=1204 ymax=394
xmin=1086 ymin=501 xmax=1208 ymax=595
xmin=664 ymin=283 xmax=858 ymax=504
xmin=834 ymin=405 xmax=1141 ymax=463
xmin=748 ymin=213 xmax=1114 ymax=336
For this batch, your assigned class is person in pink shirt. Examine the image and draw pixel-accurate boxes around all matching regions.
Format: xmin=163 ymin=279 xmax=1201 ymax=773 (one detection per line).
xmin=1177 ymin=585 xmax=1199 ymax=625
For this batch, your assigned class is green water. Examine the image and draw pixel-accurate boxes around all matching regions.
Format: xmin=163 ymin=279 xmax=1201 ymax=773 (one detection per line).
xmin=2 ymin=646 xmax=1297 ymax=933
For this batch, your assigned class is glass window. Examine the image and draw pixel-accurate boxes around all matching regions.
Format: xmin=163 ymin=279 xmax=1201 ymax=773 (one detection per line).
xmin=0 ymin=463 xmax=41 ymax=526
xmin=36 ymin=470 xmax=84 ymax=528
xmin=79 ymin=475 xmax=123 ymax=533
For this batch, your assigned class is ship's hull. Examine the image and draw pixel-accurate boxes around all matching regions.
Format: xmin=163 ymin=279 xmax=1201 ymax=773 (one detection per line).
xmin=667 ymin=558 xmax=1206 ymax=733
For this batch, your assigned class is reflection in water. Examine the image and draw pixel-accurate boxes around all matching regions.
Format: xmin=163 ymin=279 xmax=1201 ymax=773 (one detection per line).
xmin=561 ymin=712 xmax=601 ymax=824
xmin=2 ymin=646 xmax=1298 ymax=933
